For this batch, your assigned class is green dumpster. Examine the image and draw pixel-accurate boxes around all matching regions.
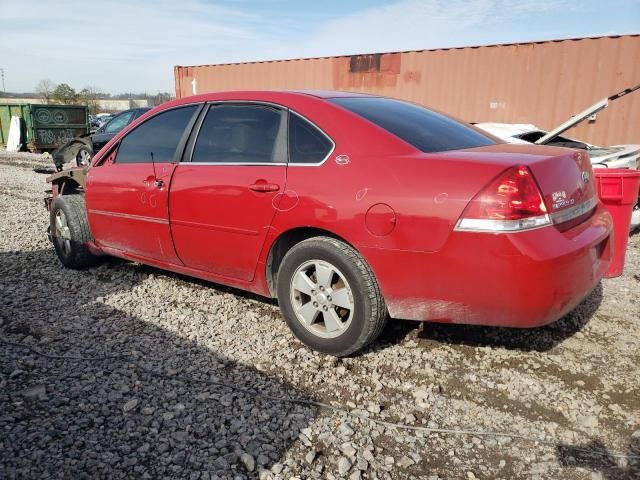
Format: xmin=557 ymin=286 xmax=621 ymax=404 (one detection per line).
xmin=0 ymin=103 xmax=89 ymax=152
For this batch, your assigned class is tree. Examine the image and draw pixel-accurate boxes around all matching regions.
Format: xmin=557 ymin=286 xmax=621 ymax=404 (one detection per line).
xmin=35 ymin=79 xmax=56 ymax=104
xmin=78 ymin=85 xmax=101 ymax=114
xmin=52 ymin=83 xmax=78 ymax=104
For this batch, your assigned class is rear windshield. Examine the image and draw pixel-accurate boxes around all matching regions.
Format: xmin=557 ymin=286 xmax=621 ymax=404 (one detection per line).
xmin=331 ymin=97 xmax=496 ymax=153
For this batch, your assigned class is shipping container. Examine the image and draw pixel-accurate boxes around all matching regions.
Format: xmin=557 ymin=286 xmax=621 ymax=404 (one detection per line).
xmin=175 ymin=35 xmax=640 ymax=147
xmin=0 ymin=103 xmax=89 ymax=151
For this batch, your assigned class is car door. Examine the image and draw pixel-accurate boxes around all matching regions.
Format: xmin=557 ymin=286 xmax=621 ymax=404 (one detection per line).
xmin=169 ymin=103 xmax=287 ymax=281
xmin=85 ymin=104 xmax=200 ymax=263
xmin=91 ymin=110 xmax=136 ymax=152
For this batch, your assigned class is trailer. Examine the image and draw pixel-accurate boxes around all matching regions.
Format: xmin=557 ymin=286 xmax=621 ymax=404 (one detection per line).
xmin=0 ymin=103 xmax=89 ymax=152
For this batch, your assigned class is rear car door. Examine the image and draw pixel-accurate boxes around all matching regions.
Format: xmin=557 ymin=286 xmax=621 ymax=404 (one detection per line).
xmin=85 ymin=105 xmax=200 ymax=263
xmin=169 ymin=103 xmax=287 ymax=281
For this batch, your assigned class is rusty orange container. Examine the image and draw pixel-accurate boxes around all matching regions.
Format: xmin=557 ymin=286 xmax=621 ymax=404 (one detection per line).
xmin=175 ymin=34 xmax=640 ymax=148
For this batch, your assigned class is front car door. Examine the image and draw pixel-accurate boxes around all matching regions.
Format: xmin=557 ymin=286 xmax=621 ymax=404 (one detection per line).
xmin=85 ymin=104 xmax=200 ymax=263
xmin=91 ymin=110 xmax=136 ymax=152
xmin=169 ymin=103 xmax=287 ymax=281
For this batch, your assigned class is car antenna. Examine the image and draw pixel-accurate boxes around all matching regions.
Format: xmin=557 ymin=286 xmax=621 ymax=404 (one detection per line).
xmin=150 ymin=151 xmax=163 ymax=188
xmin=150 ymin=151 xmax=158 ymax=179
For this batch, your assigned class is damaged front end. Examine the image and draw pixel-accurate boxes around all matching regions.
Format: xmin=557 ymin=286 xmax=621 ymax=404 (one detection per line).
xmin=44 ymin=167 xmax=88 ymax=212
xmin=51 ymin=135 xmax=94 ymax=172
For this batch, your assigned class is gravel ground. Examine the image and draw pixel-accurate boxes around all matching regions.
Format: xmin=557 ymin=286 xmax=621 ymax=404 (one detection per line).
xmin=1 ymin=152 xmax=638 ymax=479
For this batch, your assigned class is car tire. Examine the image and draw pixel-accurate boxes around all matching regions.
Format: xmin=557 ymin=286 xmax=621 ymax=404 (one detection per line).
xmin=50 ymin=195 xmax=101 ymax=269
xmin=277 ymin=236 xmax=387 ymax=357
xmin=75 ymin=146 xmax=92 ymax=167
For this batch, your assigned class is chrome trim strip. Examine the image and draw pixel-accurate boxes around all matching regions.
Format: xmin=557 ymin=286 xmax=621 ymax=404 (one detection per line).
xmin=171 ymin=219 xmax=260 ymax=236
xmin=549 ymin=196 xmax=598 ymax=224
xmin=185 ymin=162 xmax=287 ymax=167
xmin=88 ymin=209 xmax=168 ymax=225
xmin=454 ymin=196 xmax=599 ymax=233
xmin=454 ymin=214 xmax=551 ymax=233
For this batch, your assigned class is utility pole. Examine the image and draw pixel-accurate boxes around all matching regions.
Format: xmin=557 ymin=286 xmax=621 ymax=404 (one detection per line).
xmin=0 ymin=69 xmax=5 ymax=92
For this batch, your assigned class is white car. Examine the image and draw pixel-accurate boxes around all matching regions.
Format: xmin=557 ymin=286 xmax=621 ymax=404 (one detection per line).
xmin=475 ymin=84 xmax=640 ymax=229
xmin=475 ymin=122 xmax=640 ymax=170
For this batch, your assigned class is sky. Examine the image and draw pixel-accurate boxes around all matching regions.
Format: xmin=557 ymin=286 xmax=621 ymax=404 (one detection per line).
xmin=0 ymin=0 xmax=638 ymax=95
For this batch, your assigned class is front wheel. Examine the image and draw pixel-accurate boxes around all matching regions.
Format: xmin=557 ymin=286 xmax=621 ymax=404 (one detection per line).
xmin=277 ymin=236 xmax=387 ymax=357
xmin=50 ymin=195 xmax=101 ymax=269
xmin=75 ymin=146 xmax=92 ymax=167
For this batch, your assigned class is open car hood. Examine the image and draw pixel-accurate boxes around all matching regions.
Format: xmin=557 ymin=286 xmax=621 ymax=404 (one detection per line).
xmin=535 ymin=83 xmax=640 ymax=145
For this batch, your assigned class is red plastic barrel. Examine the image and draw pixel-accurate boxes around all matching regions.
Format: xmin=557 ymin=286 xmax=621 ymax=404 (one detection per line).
xmin=593 ymin=168 xmax=640 ymax=278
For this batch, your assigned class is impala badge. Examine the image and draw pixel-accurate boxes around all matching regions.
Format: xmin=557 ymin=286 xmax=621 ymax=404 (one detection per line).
xmin=551 ymin=190 xmax=574 ymax=209
xmin=582 ymin=171 xmax=590 ymax=183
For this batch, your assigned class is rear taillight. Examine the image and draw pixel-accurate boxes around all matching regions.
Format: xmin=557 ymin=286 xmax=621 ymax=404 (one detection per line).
xmin=455 ymin=166 xmax=550 ymax=232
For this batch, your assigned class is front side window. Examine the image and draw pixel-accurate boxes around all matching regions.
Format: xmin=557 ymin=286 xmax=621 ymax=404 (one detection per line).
xmin=192 ymin=105 xmax=284 ymax=163
xmin=115 ymin=106 xmax=197 ymax=164
xmin=331 ymin=97 xmax=496 ymax=153
xmin=288 ymin=113 xmax=333 ymax=164
xmin=103 ymin=111 xmax=134 ymax=134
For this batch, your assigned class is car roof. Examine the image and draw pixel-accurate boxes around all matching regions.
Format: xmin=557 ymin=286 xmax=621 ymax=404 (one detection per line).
xmin=290 ymin=90 xmax=377 ymax=99
xmin=157 ymin=90 xmax=378 ymax=111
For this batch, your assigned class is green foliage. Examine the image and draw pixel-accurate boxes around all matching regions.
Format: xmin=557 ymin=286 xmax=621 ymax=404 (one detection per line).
xmin=78 ymin=86 xmax=100 ymax=114
xmin=52 ymin=83 xmax=78 ymax=104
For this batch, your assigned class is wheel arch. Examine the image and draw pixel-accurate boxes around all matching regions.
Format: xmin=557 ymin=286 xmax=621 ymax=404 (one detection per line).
xmin=48 ymin=167 xmax=87 ymax=196
xmin=265 ymin=226 xmax=360 ymax=298
xmin=54 ymin=177 xmax=82 ymax=195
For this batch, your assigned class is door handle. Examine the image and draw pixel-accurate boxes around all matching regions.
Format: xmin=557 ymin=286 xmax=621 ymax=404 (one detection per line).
xmin=248 ymin=182 xmax=280 ymax=192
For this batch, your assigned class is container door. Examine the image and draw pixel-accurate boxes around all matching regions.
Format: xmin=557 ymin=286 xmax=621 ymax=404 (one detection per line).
xmin=169 ymin=103 xmax=287 ymax=281
xmin=31 ymin=105 xmax=88 ymax=150
xmin=85 ymin=105 xmax=199 ymax=263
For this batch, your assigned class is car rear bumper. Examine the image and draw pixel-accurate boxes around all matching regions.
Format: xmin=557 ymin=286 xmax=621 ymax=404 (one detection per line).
xmin=362 ymin=204 xmax=613 ymax=327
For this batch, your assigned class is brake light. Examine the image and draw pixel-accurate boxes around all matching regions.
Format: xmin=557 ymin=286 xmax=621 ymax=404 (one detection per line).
xmin=455 ymin=166 xmax=551 ymax=232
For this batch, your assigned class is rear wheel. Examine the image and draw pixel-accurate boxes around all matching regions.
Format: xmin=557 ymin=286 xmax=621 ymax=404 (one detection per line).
xmin=277 ymin=236 xmax=387 ymax=356
xmin=50 ymin=195 xmax=101 ymax=269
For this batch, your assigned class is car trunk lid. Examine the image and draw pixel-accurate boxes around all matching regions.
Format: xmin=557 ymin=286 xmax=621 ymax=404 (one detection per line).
xmin=435 ymin=143 xmax=598 ymax=228
xmin=528 ymin=149 xmax=598 ymax=225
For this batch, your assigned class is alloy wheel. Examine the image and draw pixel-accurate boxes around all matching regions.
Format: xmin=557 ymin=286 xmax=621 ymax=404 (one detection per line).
xmin=289 ymin=259 xmax=355 ymax=338
xmin=55 ymin=209 xmax=72 ymax=256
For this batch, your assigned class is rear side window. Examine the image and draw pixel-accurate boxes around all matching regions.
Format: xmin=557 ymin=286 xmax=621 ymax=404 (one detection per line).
xmin=288 ymin=113 xmax=333 ymax=164
xmin=115 ymin=106 xmax=197 ymax=164
xmin=192 ymin=105 xmax=284 ymax=163
xmin=331 ymin=97 xmax=495 ymax=153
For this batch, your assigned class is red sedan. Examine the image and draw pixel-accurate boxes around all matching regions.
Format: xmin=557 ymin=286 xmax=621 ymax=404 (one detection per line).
xmin=47 ymin=91 xmax=613 ymax=356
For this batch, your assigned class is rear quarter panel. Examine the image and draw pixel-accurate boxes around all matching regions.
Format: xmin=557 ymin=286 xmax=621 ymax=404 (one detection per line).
xmin=264 ymin=97 xmax=510 ymax=257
